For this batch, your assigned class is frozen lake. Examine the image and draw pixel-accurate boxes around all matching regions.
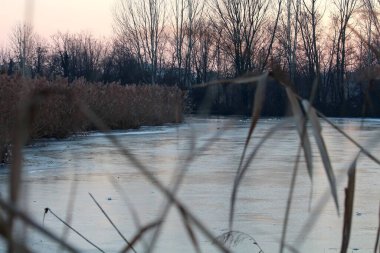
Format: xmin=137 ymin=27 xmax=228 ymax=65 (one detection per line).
xmin=0 ymin=116 xmax=379 ymax=253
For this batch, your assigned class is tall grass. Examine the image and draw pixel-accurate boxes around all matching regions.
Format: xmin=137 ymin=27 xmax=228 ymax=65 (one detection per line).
xmin=0 ymin=74 xmax=183 ymax=163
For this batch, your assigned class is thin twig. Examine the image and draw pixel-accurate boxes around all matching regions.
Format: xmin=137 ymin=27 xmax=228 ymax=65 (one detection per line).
xmin=109 ymin=178 xmax=150 ymax=250
xmin=375 ymin=201 xmax=380 ymax=253
xmin=0 ymin=216 xmax=35 ymax=253
xmin=293 ymin=164 xmax=353 ymax=247
xmin=147 ymin=119 xmax=234 ymax=252
xmin=119 ymin=221 xmax=161 ymax=253
xmin=46 ymin=208 xmax=105 ymax=253
xmin=88 ymin=193 xmax=137 ymax=253
xmin=0 ymin=198 xmax=79 ymax=253
xmin=178 ymin=205 xmax=202 ymax=253
xmin=77 ymin=102 xmax=231 ymax=253
xmin=229 ymin=119 xmax=291 ymax=229
xmin=58 ymin=177 xmax=79 ymax=253
xmin=232 ymin=73 xmax=268 ymax=229
xmin=279 ymin=146 xmax=301 ymax=253
xmin=317 ymin=113 xmax=380 ymax=166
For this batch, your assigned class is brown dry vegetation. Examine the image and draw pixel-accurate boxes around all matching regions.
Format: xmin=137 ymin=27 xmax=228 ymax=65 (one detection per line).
xmin=0 ymin=74 xmax=183 ymax=163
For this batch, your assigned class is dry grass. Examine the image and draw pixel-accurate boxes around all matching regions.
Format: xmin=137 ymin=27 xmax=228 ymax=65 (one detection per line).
xmin=0 ymin=74 xmax=183 ymax=163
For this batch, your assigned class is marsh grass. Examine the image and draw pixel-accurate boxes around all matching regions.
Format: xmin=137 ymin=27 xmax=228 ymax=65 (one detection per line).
xmin=0 ymin=75 xmax=183 ymax=163
xmin=0 ymin=69 xmax=380 ymax=253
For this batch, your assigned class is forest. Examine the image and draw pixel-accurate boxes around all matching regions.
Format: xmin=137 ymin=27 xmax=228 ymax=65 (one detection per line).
xmin=1 ymin=0 xmax=380 ymax=116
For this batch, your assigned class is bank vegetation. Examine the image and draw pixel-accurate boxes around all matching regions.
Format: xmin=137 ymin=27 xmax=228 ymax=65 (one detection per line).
xmin=0 ymin=75 xmax=183 ymax=163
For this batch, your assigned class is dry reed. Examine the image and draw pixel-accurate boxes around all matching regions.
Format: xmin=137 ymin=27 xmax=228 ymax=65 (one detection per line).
xmin=0 ymin=74 xmax=183 ymax=163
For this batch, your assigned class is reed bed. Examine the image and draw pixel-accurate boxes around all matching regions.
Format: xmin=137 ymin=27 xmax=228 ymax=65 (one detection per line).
xmin=0 ymin=75 xmax=183 ymax=163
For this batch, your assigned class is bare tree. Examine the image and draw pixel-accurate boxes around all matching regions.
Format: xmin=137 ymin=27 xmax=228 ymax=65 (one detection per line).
xmin=298 ymin=0 xmax=323 ymax=94
xmin=171 ymin=0 xmax=186 ymax=85
xmin=0 ymin=47 xmax=11 ymax=75
xmin=261 ymin=0 xmax=283 ymax=71
xmin=51 ymin=32 xmax=105 ymax=81
xmin=280 ymin=0 xmax=301 ymax=83
xmin=9 ymin=23 xmax=36 ymax=76
xmin=114 ymin=0 xmax=167 ymax=85
xmin=193 ymin=18 xmax=217 ymax=83
xmin=170 ymin=0 xmax=204 ymax=87
xmin=32 ymin=36 xmax=49 ymax=77
xmin=211 ymin=0 xmax=270 ymax=76
xmin=360 ymin=0 xmax=380 ymax=65
xmin=105 ymin=38 xmax=147 ymax=84
xmin=0 ymin=48 xmax=6 ymax=65
xmin=184 ymin=0 xmax=204 ymax=87
xmin=332 ymin=0 xmax=358 ymax=102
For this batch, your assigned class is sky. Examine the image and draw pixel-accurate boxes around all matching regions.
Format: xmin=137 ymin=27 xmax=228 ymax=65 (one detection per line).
xmin=0 ymin=0 xmax=341 ymax=50
xmin=0 ymin=0 xmax=116 ymax=47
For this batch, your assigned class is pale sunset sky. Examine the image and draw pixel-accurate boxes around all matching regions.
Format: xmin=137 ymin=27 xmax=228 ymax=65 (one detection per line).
xmin=0 ymin=0 xmax=116 ymax=47
xmin=0 ymin=0 xmax=339 ymax=49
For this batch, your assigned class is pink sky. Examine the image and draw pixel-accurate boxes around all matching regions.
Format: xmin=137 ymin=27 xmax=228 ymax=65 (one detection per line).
xmin=0 ymin=0 xmax=116 ymax=47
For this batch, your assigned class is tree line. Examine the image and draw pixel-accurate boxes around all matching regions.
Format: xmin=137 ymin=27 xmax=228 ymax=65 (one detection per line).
xmin=1 ymin=0 xmax=380 ymax=116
